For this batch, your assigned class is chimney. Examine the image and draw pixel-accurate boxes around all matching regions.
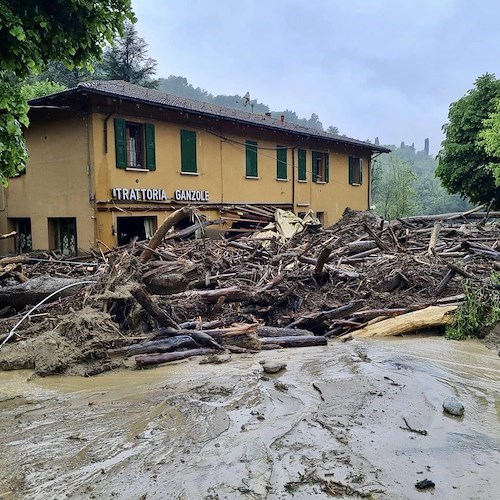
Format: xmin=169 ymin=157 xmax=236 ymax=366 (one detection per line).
xmin=280 ymin=114 xmax=285 ymax=124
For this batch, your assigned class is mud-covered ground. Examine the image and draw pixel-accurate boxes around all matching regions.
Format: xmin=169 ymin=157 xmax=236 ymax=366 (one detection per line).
xmin=0 ymin=337 xmax=499 ymax=500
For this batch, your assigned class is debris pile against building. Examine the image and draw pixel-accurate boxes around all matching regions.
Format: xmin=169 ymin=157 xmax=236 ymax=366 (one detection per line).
xmin=0 ymin=205 xmax=499 ymax=375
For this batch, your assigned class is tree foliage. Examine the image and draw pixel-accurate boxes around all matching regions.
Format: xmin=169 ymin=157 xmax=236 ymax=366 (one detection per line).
xmin=20 ymin=80 xmax=66 ymax=101
xmin=0 ymin=0 xmax=134 ymax=184
xmin=436 ymin=74 xmax=500 ymax=205
xmin=100 ymin=22 xmax=158 ymax=88
xmin=372 ymin=140 xmax=471 ymax=219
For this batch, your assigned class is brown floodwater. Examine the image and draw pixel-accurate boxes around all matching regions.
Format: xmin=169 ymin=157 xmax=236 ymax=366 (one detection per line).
xmin=0 ymin=336 xmax=499 ymax=499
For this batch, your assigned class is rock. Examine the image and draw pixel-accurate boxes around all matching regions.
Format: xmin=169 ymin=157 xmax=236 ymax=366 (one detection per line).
xmin=262 ymin=362 xmax=287 ymax=374
xmin=415 ymin=479 xmax=435 ymax=490
xmin=443 ymin=397 xmax=464 ymax=416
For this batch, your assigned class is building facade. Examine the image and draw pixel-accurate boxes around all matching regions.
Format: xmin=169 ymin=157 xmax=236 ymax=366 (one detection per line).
xmin=0 ymin=81 xmax=389 ymax=254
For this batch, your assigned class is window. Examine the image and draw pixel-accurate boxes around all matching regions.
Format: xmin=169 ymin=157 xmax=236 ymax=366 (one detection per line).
xmin=276 ymin=146 xmax=287 ymax=180
xmin=117 ymin=216 xmax=157 ymax=246
xmin=48 ymin=218 xmax=77 ymax=256
xmin=245 ymin=140 xmax=258 ymax=177
xmin=349 ymin=156 xmax=363 ymax=185
xmin=180 ymin=129 xmax=197 ymax=173
xmin=9 ymin=218 xmax=32 ymax=253
xmin=114 ymin=118 xmax=156 ymax=170
xmin=312 ymin=151 xmax=329 ymax=183
xmin=298 ymin=148 xmax=307 ymax=181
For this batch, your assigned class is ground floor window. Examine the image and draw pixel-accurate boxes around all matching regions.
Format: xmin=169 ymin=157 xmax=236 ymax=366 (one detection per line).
xmin=9 ymin=217 xmax=32 ymax=253
xmin=117 ymin=216 xmax=157 ymax=246
xmin=48 ymin=217 xmax=77 ymax=256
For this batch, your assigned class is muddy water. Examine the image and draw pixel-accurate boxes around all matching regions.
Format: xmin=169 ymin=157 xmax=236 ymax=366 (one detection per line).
xmin=0 ymin=337 xmax=499 ymax=500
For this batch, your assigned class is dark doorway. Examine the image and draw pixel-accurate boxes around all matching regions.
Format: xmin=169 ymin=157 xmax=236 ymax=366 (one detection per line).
xmin=117 ymin=216 xmax=157 ymax=245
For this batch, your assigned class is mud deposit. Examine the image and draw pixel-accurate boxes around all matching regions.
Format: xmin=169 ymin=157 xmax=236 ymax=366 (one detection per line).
xmin=0 ymin=337 xmax=499 ymax=499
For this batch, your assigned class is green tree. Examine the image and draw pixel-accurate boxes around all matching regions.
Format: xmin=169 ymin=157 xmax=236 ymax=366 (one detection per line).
xmin=0 ymin=0 xmax=134 ymax=184
xmin=372 ymin=156 xmax=420 ymax=220
xmin=20 ymin=80 xmax=66 ymax=101
xmin=436 ymin=74 xmax=500 ymax=205
xmin=100 ymin=22 xmax=158 ymax=88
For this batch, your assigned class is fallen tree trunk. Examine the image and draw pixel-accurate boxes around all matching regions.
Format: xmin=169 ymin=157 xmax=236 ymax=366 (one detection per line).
xmin=340 ymin=305 xmax=457 ymax=339
xmin=172 ymin=286 xmax=253 ymax=304
xmin=139 ymin=207 xmax=191 ymax=264
xmin=125 ymin=336 xmax=199 ymax=356
xmin=0 ymin=276 xmax=91 ymax=307
xmin=260 ymin=336 xmax=327 ymax=348
xmin=135 ymin=348 xmax=216 ymax=367
xmin=130 ymin=285 xmax=179 ymax=329
xmin=256 ymin=326 xmax=314 ymax=337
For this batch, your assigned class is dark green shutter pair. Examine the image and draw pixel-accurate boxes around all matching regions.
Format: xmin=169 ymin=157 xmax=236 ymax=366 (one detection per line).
xmin=246 ymin=140 xmax=258 ymax=177
xmin=180 ymin=129 xmax=197 ymax=173
xmin=348 ymin=156 xmax=363 ymax=185
xmin=298 ymin=148 xmax=307 ymax=181
xmin=311 ymin=151 xmax=329 ymax=182
xmin=114 ymin=118 xmax=156 ymax=170
xmin=277 ymin=146 xmax=287 ymax=179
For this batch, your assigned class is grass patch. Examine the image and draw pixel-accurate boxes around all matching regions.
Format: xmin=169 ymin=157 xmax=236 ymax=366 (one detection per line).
xmin=445 ymin=279 xmax=500 ymax=340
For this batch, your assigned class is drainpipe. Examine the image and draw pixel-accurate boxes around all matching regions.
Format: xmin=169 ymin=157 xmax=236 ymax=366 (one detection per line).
xmin=291 ymin=147 xmax=296 ymax=212
xmin=103 ymin=112 xmax=113 ymax=153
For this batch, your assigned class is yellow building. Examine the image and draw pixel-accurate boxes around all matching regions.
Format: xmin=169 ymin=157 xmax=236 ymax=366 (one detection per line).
xmin=0 ymin=81 xmax=389 ymax=254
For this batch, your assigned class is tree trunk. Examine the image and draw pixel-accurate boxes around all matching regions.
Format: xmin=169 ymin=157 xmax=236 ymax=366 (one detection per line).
xmin=135 ymin=348 xmax=216 ymax=367
xmin=260 ymin=336 xmax=327 ymax=348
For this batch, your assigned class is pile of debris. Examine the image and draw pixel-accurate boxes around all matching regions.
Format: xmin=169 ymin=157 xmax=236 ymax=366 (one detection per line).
xmin=0 ymin=205 xmax=499 ymax=375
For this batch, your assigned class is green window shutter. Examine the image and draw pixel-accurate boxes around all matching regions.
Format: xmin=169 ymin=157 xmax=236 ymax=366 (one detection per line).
xmin=277 ymin=146 xmax=287 ymax=179
xmin=246 ymin=140 xmax=258 ymax=177
xmin=359 ymin=159 xmax=363 ymax=185
xmin=180 ymin=129 xmax=197 ymax=173
xmin=298 ymin=148 xmax=306 ymax=181
xmin=324 ymin=152 xmax=330 ymax=183
xmin=312 ymin=151 xmax=319 ymax=182
xmin=114 ymin=118 xmax=126 ymax=168
xmin=348 ymin=156 xmax=354 ymax=184
xmin=145 ymin=123 xmax=156 ymax=171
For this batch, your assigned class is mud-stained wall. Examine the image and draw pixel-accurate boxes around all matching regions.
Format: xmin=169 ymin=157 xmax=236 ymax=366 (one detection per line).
xmin=0 ymin=114 xmax=94 ymax=253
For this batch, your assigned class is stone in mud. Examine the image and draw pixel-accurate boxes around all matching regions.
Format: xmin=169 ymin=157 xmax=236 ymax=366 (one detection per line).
xmin=415 ymin=479 xmax=435 ymax=490
xmin=443 ymin=397 xmax=464 ymax=416
xmin=262 ymin=362 xmax=287 ymax=374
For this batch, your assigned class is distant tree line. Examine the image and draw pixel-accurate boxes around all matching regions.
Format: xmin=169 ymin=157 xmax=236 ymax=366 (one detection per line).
xmin=371 ymin=140 xmax=472 ymax=220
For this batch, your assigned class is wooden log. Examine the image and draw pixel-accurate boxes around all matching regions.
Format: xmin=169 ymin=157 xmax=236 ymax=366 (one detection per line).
xmin=0 ymin=255 xmax=28 ymax=266
xmin=130 ymin=285 xmax=179 ymax=329
xmin=172 ymin=286 xmax=253 ymax=304
xmin=0 ymin=276 xmax=91 ymax=307
xmin=363 ymin=223 xmax=391 ymax=252
xmin=256 ymin=326 xmax=314 ymax=337
xmin=287 ymin=300 xmax=365 ymax=329
xmin=177 ymin=320 xmax=224 ymax=330
xmin=126 ymin=336 xmax=198 ymax=356
xmin=142 ymin=260 xmax=201 ymax=295
xmin=427 ymin=222 xmax=443 ymax=257
xmin=164 ymin=218 xmax=225 ymax=241
xmin=351 ymin=308 xmax=409 ymax=320
xmin=446 ymin=262 xmax=474 ymax=279
xmin=135 ymin=348 xmax=216 ymax=367
xmin=0 ymin=231 xmax=17 ymax=240
xmin=345 ymin=240 xmax=377 ymax=254
xmin=139 ymin=207 xmax=191 ymax=264
xmin=340 ymin=305 xmax=457 ymax=339
xmin=314 ymin=246 xmax=332 ymax=279
xmin=434 ymin=270 xmax=455 ymax=296
xmin=260 ymin=336 xmax=327 ymax=348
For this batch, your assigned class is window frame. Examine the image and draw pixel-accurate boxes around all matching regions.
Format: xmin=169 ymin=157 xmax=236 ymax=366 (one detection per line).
xmin=276 ymin=145 xmax=287 ymax=180
xmin=180 ymin=129 xmax=198 ymax=174
xmin=348 ymin=156 xmax=363 ymax=185
xmin=298 ymin=148 xmax=307 ymax=181
xmin=245 ymin=140 xmax=258 ymax=178
xmin=114 ymin=118 xmax=156 ymax=171
xmin=312 ymin=151 xmax=329 ymax=183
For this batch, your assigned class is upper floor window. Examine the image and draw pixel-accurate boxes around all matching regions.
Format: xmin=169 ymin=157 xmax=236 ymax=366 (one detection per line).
xmin=246 ymin=140 xmax=258 ymax=178
xmin=180 ymin=129 xmax=197 ymax=173
xmin=114 ymin=118 xmax=156 ymax=171
xmin=349 ymin=156 xmax=363 ymax=185
xmin=298 ymin=148 xmax=307 ymax=181
xmin=276 ymin=146 xmax=287 ymax=180
xmin=312 ymin=151 xmax=329 ymax=183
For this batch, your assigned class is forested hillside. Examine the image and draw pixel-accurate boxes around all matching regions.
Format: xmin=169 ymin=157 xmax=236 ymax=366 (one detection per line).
xmin=371 ymin=140 xmax=472 ymax=220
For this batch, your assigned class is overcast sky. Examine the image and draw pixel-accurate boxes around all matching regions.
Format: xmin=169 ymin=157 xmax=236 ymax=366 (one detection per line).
xmin=132 ymin=0 xmax=500 ymax=154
